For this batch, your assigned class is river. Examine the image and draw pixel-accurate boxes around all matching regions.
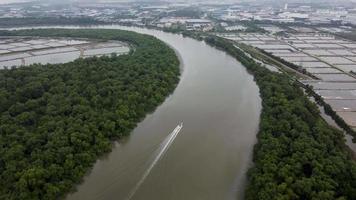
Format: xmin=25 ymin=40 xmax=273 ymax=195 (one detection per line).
xmin=4 ymin=25 xmax=262 ymax=200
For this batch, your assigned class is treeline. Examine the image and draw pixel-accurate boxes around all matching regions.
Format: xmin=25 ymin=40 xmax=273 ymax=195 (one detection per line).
xmin=209 ymin=19 xmax=268 ymax=33
xmin=162 ymin=27 xmax=205 ymax=41
xmin=170 ymin=8 xmax=202 ymax=18
xmin=335 ymin=31 xmax=356 ymax=43
xmin=0 ymin=29 xmax=180 ymax=199
xmin=204 ymin=36 xmax=356 ymax=200
xmin=241 ymin=21 xmax=268 ymax=33
xmin=304 ymin=85 xmax=356 ymax=141
xmin=0 ymin=17 xmax=104 ymax=28
xmin=259 ymin=49 xmax=320 ymax=79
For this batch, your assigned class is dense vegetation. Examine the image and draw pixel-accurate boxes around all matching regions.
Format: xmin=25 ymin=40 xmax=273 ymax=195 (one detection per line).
xmin=209 ymin=19 xmax=267 ymax=33
xmin=336 ymin=31 xmax=356 ymax=42
xmin=170 ymin=8 xmax=202 ymax=18
xmin=0 ymin=29 xmax=180 ymax=199
xmin=305 ymin=86 xmax=356 ymax=141
xmin=0 ymin=17 xmax=103 ymax=28
xmin=205 ymin=36 xmax=356 ymax=200
xmin=258 ymin=49 xmax=318 ymax=78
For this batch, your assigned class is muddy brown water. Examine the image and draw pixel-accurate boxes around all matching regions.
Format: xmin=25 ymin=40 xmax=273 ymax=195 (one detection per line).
xmin=5 ymin=25 xmax=262 ymax=200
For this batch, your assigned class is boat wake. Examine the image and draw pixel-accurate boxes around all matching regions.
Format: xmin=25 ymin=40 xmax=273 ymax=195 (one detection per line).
xmin=126 ymin=122 xmax=183 ymax=200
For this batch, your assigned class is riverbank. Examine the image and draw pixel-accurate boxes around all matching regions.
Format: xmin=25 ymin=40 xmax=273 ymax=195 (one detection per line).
xmin=63 ymin=26 xmax=261 ymax=200
xmin=3 ymin=25 xmax=354 ymax=199
xmin=204 ymin=35 xmax=356 ymax=200
xmin=0 ymin=29 xmax=180 ymax=199
xmin=0 ymin=26 xmax=262 ymax=200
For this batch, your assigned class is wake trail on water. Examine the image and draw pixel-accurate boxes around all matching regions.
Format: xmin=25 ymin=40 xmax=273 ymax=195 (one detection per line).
xmin=126 ymin=123 xmax=183 ymax=200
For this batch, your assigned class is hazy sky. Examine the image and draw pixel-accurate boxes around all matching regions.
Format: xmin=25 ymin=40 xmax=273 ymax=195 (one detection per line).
xmin=0 ymin=0 xmax=30 ymax=4
xmin=0 ymin=0 xmax=353 ymax=4
xmin=0 ymin=0 xmax=65 ymax=3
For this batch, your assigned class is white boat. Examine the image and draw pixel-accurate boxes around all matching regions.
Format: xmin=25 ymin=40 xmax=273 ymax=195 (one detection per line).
xmin=173 ymin=122 xmax=183 ymax=134
xmin=126 ymin=122 xmax=183 ymax=200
